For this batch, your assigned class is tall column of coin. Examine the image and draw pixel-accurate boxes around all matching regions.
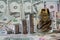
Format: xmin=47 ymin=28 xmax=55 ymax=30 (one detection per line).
xmin=22 ymin=20 xmax=27 ymax=34
xmin=30 ymin=14 xmax=34 ymax=33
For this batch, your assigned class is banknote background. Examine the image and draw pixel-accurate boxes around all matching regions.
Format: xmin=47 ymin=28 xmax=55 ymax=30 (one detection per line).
xmin=0 ymin=0 xmax=60 ymax=40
